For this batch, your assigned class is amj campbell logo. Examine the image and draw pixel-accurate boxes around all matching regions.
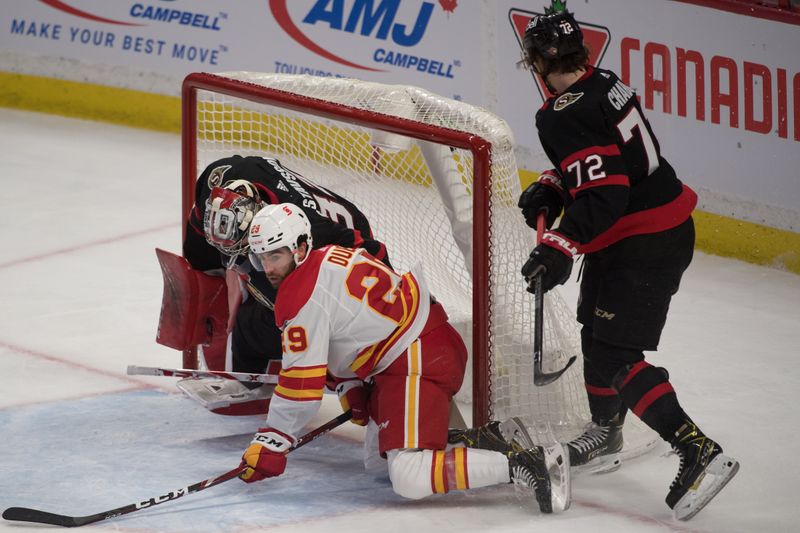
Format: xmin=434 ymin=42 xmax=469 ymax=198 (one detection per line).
xmin=269 ymin=0 xmax=450 ymax=72
xmin=40 ymin=0 xmax=224 ymax=31
xmin=508 ymin=8 xmax=610 ymax=102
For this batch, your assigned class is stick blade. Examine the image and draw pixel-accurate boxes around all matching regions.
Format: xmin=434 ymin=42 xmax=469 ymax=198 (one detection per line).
xmin=534 ymin=356 xmax=578 ymax=386
xmin=3 ymin=507 xmax=82 ymax=527
xmin=126 ymin=364 xmax=157 ymax=376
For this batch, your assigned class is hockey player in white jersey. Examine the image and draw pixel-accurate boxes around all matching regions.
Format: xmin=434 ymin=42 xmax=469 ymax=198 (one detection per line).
xmin=236 ymin=203 xmax=570 ymax=513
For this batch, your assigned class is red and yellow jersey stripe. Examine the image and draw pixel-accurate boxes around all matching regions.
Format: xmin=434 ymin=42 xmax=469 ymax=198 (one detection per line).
xmin=274 ymin=364 xmax=327 ymax=402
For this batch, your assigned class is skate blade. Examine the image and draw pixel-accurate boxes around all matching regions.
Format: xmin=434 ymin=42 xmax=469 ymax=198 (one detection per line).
xmin=499 ymin=417 xmax=535 ymax=450
xmin=572 ymin=452 xmax=622 ymax=476
xmin=542 ymin=443 xmax=571 ymax=513
xmin=673 ymin=454 xmax=739 ymax=521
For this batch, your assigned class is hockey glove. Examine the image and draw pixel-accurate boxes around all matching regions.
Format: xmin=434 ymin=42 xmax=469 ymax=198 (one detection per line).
xmin=335 ymin=379 xmax=370 ymax=426
xmin=521 ymin=232 xmax=578 ymax=293
xmin=518 ymin=169 xmax=565 ymax=230
xmin=240 ymin=427 xmax=295 ymax=483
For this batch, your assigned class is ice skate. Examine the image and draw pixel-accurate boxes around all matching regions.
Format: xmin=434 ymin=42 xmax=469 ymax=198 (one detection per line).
xmin=508 ymin=443 xmax=571 ymax=513
xmin=667 ymin=421 xmax=739 ymax=520
xmin=448 ymin=416 xmax=535 ymax=454
xmin=566 ymin=416 xmax=624 ymax=475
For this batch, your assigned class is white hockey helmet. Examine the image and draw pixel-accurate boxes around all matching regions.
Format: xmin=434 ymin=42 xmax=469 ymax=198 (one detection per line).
xmin=203 ymin=179 xmax=263 ymax=257
xmin=248 ymin=203 xmax=313 ymax=265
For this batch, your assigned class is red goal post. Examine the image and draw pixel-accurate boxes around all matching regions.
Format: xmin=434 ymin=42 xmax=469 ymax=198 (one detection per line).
xmin=180 ymin=71 xmax=589 ymax=437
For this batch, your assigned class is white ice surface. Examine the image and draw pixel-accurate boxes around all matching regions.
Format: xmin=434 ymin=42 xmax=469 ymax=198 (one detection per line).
xmin=1 ymin=108 xmax=799 ymax=532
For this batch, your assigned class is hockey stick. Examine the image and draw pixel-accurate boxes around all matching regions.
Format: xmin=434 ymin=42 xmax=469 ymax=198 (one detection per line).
xmin=127 ymin=364 xmax=279 ymax=385
xmin=533 ymin=211 xmax=577 ymax=386
xmin=2 ymin=410 xmax=352 ymax=527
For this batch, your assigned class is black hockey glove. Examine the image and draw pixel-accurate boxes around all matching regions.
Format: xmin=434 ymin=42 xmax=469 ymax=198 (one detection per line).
xmin=521 ymin=232 xmax=578 ymax=294
xmin=518 ymin=169 xmax=565 ymax=229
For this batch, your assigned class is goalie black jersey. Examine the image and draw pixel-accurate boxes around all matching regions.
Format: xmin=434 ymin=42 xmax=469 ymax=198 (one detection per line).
xmin=536 ymin=66 xmax=697 ymax=253
xmin=183 ymin=155 xmax=390 ymax=272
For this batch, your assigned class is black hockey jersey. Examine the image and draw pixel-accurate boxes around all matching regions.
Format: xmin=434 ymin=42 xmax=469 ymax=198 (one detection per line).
xmin=536 ymin=66 xmax=696 ymax=253
xmin=183 ymin=155 xmax=391 ymax=306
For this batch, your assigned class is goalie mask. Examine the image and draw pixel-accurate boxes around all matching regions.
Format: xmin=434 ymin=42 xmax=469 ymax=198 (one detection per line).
xmin=248 ymin=203 xmax=313 ymax=266
xmin=203 ymin=179 xmax=264 ymax=257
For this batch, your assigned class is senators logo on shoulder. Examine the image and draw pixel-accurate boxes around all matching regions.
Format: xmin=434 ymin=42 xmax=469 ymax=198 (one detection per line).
xmin=553 ymin=92 xmax=583 ymax=111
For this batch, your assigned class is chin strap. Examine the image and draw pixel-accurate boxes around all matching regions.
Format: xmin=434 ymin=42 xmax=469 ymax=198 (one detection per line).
xmin=533 ymin=63 xmax=560 ymax=96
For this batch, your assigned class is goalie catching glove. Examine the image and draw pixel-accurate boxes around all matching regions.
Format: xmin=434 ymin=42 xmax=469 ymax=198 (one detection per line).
xmin=240 ymin=428 xmax=295 ymax=482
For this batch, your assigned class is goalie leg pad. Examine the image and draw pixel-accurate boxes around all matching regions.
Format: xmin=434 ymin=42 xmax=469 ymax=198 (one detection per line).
xmin=155 ymin=248 xmax=228 ymax=350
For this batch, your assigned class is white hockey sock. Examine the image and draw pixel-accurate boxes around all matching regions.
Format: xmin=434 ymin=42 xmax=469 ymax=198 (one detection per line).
xmin=387 ymin=448 xmax=509 ymax=499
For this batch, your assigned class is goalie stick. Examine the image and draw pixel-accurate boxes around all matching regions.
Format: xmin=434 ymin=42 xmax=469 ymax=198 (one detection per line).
xmin=2 ymin=410 xmax=352 ymax=528
xmin=127 ymin=364 xmax=280 ymax=384
xmin=533 ymin=211 xmax=577 ymax=386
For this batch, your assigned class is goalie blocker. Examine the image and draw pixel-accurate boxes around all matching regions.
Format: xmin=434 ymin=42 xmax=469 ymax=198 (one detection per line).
xmin=154 ymin=248 xmax=273 ymax=415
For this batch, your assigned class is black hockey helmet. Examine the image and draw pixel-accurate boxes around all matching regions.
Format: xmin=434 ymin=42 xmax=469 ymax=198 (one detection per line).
xmin=523 ymin=2 xmax=583 ymax=61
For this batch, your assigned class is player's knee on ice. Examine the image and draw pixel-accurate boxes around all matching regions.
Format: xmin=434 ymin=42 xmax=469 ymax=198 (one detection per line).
xmin=386 ymin=449 xmax=435 ymax=499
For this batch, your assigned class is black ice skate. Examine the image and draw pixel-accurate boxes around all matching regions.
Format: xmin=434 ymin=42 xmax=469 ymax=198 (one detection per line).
xmin=566 ymin=415 xmax=624 ymax=475
xmin=667 ymin=421 xmax=739 ymax=520
xmin=508 ymin=444 xmax=571 ymax=513
xmin=448 ymin=417 xmax=535 ymax=455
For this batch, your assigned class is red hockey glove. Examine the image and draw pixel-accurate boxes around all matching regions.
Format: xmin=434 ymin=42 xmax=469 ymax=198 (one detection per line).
xmin=521 ymin=232 xmax=577 ymax=293
xmin=240 ymin=428 xmax=295 ymax=483
xmin=335 ymin=379 xmax=370 ymax=426
xmin=518 ymin=169 xmax=565 ymax=230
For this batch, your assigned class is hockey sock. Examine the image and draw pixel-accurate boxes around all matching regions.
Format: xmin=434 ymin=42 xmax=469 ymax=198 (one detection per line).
xmin=583 ymin=357 xmax=624 ymax=422
xmin=581 ymin=327 xmax=624 ymax=422
xmin=387 ymin=448 xmax=509 ymax=499
xmin=436 ymin=448 xmax=510 ymax=493
xmin=613 ymin=361 xmax=688 ymax=441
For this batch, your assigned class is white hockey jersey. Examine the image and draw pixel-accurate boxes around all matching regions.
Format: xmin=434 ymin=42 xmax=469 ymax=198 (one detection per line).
xmin=265 ymin=245 xmax=431 ymax=438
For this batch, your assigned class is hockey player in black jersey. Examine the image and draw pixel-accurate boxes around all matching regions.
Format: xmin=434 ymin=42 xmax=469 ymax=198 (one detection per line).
xmin=180 ymin=155 xmax=390 ymax=411
xmin=514 ymin=1 xmax=738 ymax=521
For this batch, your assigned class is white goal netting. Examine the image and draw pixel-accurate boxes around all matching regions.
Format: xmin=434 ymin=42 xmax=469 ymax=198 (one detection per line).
xmin=184 ymin=71 xmax=593 ymax=442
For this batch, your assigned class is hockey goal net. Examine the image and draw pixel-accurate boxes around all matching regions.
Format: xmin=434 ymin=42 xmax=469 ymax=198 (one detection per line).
xmin=181 ymin=72 xmax=591 ymax=441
